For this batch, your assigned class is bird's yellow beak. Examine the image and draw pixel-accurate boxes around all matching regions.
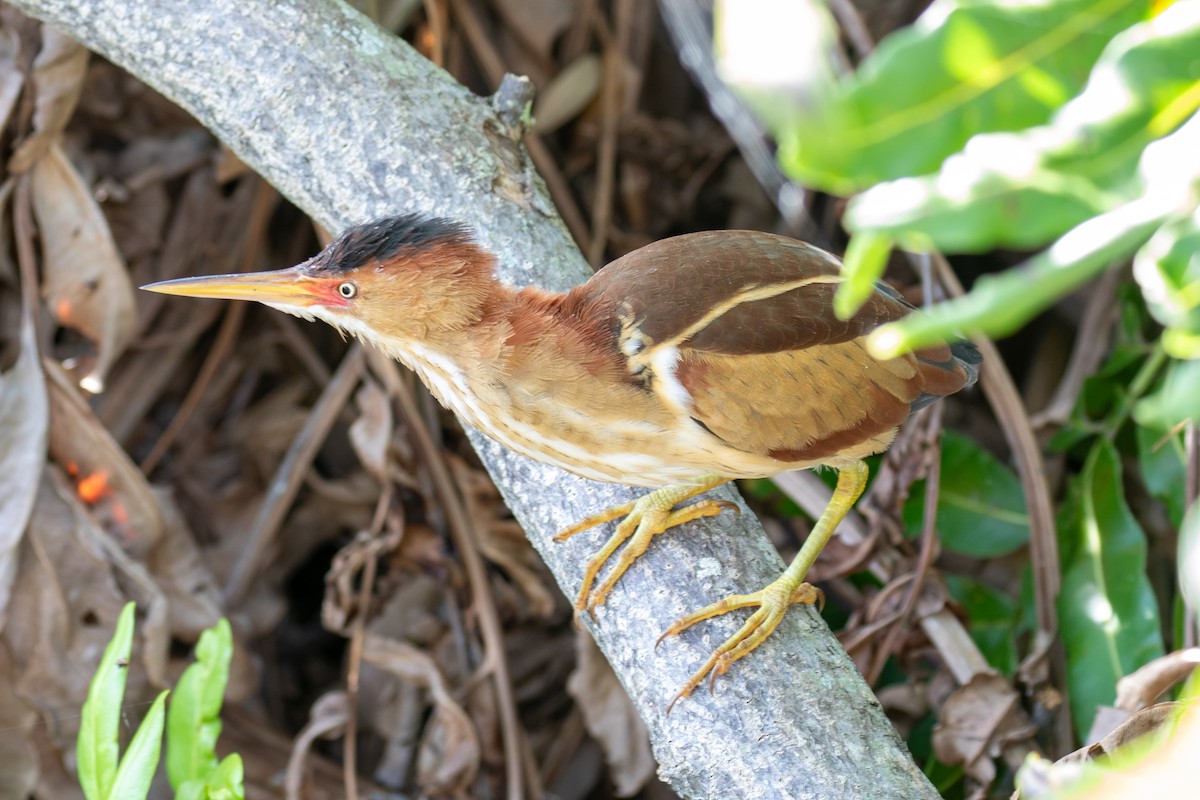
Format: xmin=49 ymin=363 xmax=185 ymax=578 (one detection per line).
xmin=141 ymin=267 xmax=329 ymax=306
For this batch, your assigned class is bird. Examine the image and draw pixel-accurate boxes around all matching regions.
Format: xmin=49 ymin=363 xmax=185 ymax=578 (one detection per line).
xmin=143 ymin=213 xmax=980 ymax=706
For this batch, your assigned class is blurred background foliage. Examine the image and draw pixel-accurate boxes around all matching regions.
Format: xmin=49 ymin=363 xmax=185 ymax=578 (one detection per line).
xmin=719 ymin=0 xmax=1199 ymax=794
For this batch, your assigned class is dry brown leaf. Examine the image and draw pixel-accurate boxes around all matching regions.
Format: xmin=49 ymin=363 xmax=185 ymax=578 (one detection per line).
xmin=567 ymin=629 xmax=653 ymax=798
xmin=0 ymin=643 xmax=39 ymax=798
xmin=43 ymin=359 xmax=163 ymax=556
xmin=1061 ymin=701 xmax=1190 ymax=765
xmin=489 ymin=0 xmax=578 ymax=60
xmin=349 ymin=375 xmax=393 ymax=482
xmin=0 ymin=25 xmax=24 ymax=136
xmin=1115 ymin=648 xmax=1200 ymax=713
xmin=362 ymin=633 xmax=480 ymax=795
xmin=31 ymin=141 xmax=137 ymax=393
xmin=147 ymin=486 xmax=224 ymax=640
xmin=450 ymin=457 xmax=556 ymax=617
xmin=1019 ymin=703 xmax=1200 ymax=799
xmin=2 ymin=472 xmax=160 ymax=756
xmin=286 ymin=690 xmax=351 ymax=800
xmin=933 ymin=673 xmax=1027 ymax=786
xmin=0 ymin=312 xmax=47 ymax=629
xmin=535 ymin=53 xmax=602 ymax=135
xmin=232 ymin=378 xmax=312 ymax=471
xmin=8 ymin=26 xmax=87 ymax=172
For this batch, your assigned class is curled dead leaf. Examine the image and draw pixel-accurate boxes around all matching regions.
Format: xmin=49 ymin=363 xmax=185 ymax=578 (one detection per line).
xmin=362 ymin=633 xmax=480 ymax=795
xmin=933 ymin=673 xmax=1034 ymax=787
xmin=0 ymin=25 xmax=23 ymax=136
xmin=31 ymin=142 xmax=136 ymax=392
xmin=0 ymin=311 xmax=47 ymax=629
xmin=43 ymin=359 xmax=163 ymax=555
xmin=567 ymin=629 xmax=653 ymax=798
xmin=535 ymin=54 xmax=602 ymax=135
xmin=349 ymin=376 xmax=393 ymax=482
xmin=8 ymin=26 xmax=87 ymax=172
xmin=1115 ymin=648 xmax=1200 ymax=713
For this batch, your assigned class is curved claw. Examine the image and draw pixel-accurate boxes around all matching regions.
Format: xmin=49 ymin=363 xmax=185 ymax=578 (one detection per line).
xmin=661 ymin=580 xmax=825 ymax=713
xmin=552 ymin=477 xmax=730 ymax=614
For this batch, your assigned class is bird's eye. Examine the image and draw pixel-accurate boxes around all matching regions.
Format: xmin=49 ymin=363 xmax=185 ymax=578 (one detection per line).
xmin=337 ymin=281 xmax=357 ymax=299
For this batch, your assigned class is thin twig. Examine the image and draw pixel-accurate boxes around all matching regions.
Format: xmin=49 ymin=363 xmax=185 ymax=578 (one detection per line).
xmin=926 ymin=251 xmax=1073 ymax=751
xmin=866 ymin=404 xmax=943 ymax=686
xmin=370 ymin=351 xmax=531 ymax=800
xmin=448 ymin=0 xmax=590 ymax=249
xmin=586 ymin=13 xmax=622 ymax=266
xmin=224 ymin=344 xmax=365 ymax=604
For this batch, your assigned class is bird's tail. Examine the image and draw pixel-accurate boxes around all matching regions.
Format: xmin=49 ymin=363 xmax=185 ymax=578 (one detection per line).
xmin=909 ymin=339 xmax=982 ymax=412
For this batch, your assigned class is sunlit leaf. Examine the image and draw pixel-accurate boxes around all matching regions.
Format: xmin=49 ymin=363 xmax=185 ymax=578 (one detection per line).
xmin=1133 ymin=358 xmax=1200 ymax=429
xmin=204 ymin=754 xmax=245 ymax=800
xmin=167 ymin=618 xmax=233 ymax=792
xmin=776 ymin=0 xmax=1148 ymax=194
xmin=108 ymin=690 xmax=168 ymax=800
xmin=1058 ymin=440 xmax=1164 ymax=740
xmin=77 ymin=602 xmax=135 ymax=800
xmin=846 ymin=2 xmax=1200 ymax=252
xmin=1134 ymin=206 xmax=1200 ymax=359
xmin=867 ymin=110 xmax=1200 ymax=358
xmin=835 ymin=230 xmax=893 ymax=320
xmin=903 ymin=431 xmax=1029 ymax=558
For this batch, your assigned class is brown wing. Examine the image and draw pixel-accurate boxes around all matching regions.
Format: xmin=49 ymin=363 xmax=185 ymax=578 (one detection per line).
xmin=573 ymin=230 xmax=977 ymax=464
xmin=581 ymin=230 xmax=911 ymax=355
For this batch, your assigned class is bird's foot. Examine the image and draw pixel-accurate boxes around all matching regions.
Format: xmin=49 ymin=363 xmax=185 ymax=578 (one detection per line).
xmin=553 ymin=478 xmax=732 ymax=615
xmin=659 ymin=577 xmax=824 ymax=713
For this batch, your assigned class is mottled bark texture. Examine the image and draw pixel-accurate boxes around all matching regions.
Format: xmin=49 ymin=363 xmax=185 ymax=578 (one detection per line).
xmin=8 ymin=0 xmax=938 ymax=797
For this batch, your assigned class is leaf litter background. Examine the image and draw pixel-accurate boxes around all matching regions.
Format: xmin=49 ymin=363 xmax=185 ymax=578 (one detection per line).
xmin=0 ymin=1 xmax=1195 ymax=799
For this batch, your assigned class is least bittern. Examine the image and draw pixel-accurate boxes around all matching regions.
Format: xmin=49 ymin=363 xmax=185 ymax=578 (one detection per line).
xmin=144 ymin=215 xmax=979 ymax=705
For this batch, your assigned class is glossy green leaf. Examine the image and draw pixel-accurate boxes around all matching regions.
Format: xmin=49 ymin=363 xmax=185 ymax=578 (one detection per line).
xmin=846 ymin=2 xmax=1200 ymax=252
xmin=77 ymin=602 xmax=136 ymax=800
xmin=777 ymin=0 xmax=1149 ymax=194
xmin=108 ymin=690 xmax=167 ymax=800
xmin=1058 ymin=440 xmax=1163 ymax=740
xmin=903 ymin=431 xmax=1029 ymax=557
xmin=1135 ymin=424 xmax=1188 ymax=526
xmin=945 ymin=574 xmax=1019 ymax=674
xmin=167 ymin=618 xmax=234 ymax=792
xmin=1134 ymin=206 xmax=1200 ymax=359
xmin=1133 ymin=357 xmax=1200 ymax=429
xmin=866 ymin=109 xmax=1200 ymax=358
xmin=835 ymin=231 xmax=894 ymax=320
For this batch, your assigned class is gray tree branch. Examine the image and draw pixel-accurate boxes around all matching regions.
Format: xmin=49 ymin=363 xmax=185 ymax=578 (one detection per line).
xmin=9 ymin=0 xmax=937 ymax=797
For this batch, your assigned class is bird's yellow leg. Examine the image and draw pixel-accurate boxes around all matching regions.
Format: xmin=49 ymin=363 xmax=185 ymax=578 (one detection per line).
xmin=661 ymin=460 xmax=869 ymax=710
xmin=553 ymin=474 xmax=732 ymax=613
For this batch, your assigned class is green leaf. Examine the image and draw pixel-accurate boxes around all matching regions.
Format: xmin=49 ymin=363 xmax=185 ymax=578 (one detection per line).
xmin=866 ymin=108 xmax=1200 ymax=359
xmin=108 ymin=690 xmax=168 ymax=800
xmin=77 ymin=602 xmax=136 ymax=800
xmin=1133 ymin=357 xmax=1200 ymax=429
xmin=205 ymin=754 xmax=245 ymax=800
xmin=945 ymin=574 xmax=1019 ymax=674
xmin=846 ymin=2 xmax=1200 ymax=252
xmin=835 ymin=231 xmax=894 ymax=320
xmin=167 ymin=619 xmax=234 ymax=791
xmin=1135 ymin=424 xmax=1188 ymax=526
xmin=903 ymin=431 xmax=1029 ymax=557
xmin=1058 ymin=440 xmax=1163 ymax=740
xmin=1134 ymin=207 xmax=1200 ymax=358
xmin=777 ymin=0 xmax=1149 ymax=194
